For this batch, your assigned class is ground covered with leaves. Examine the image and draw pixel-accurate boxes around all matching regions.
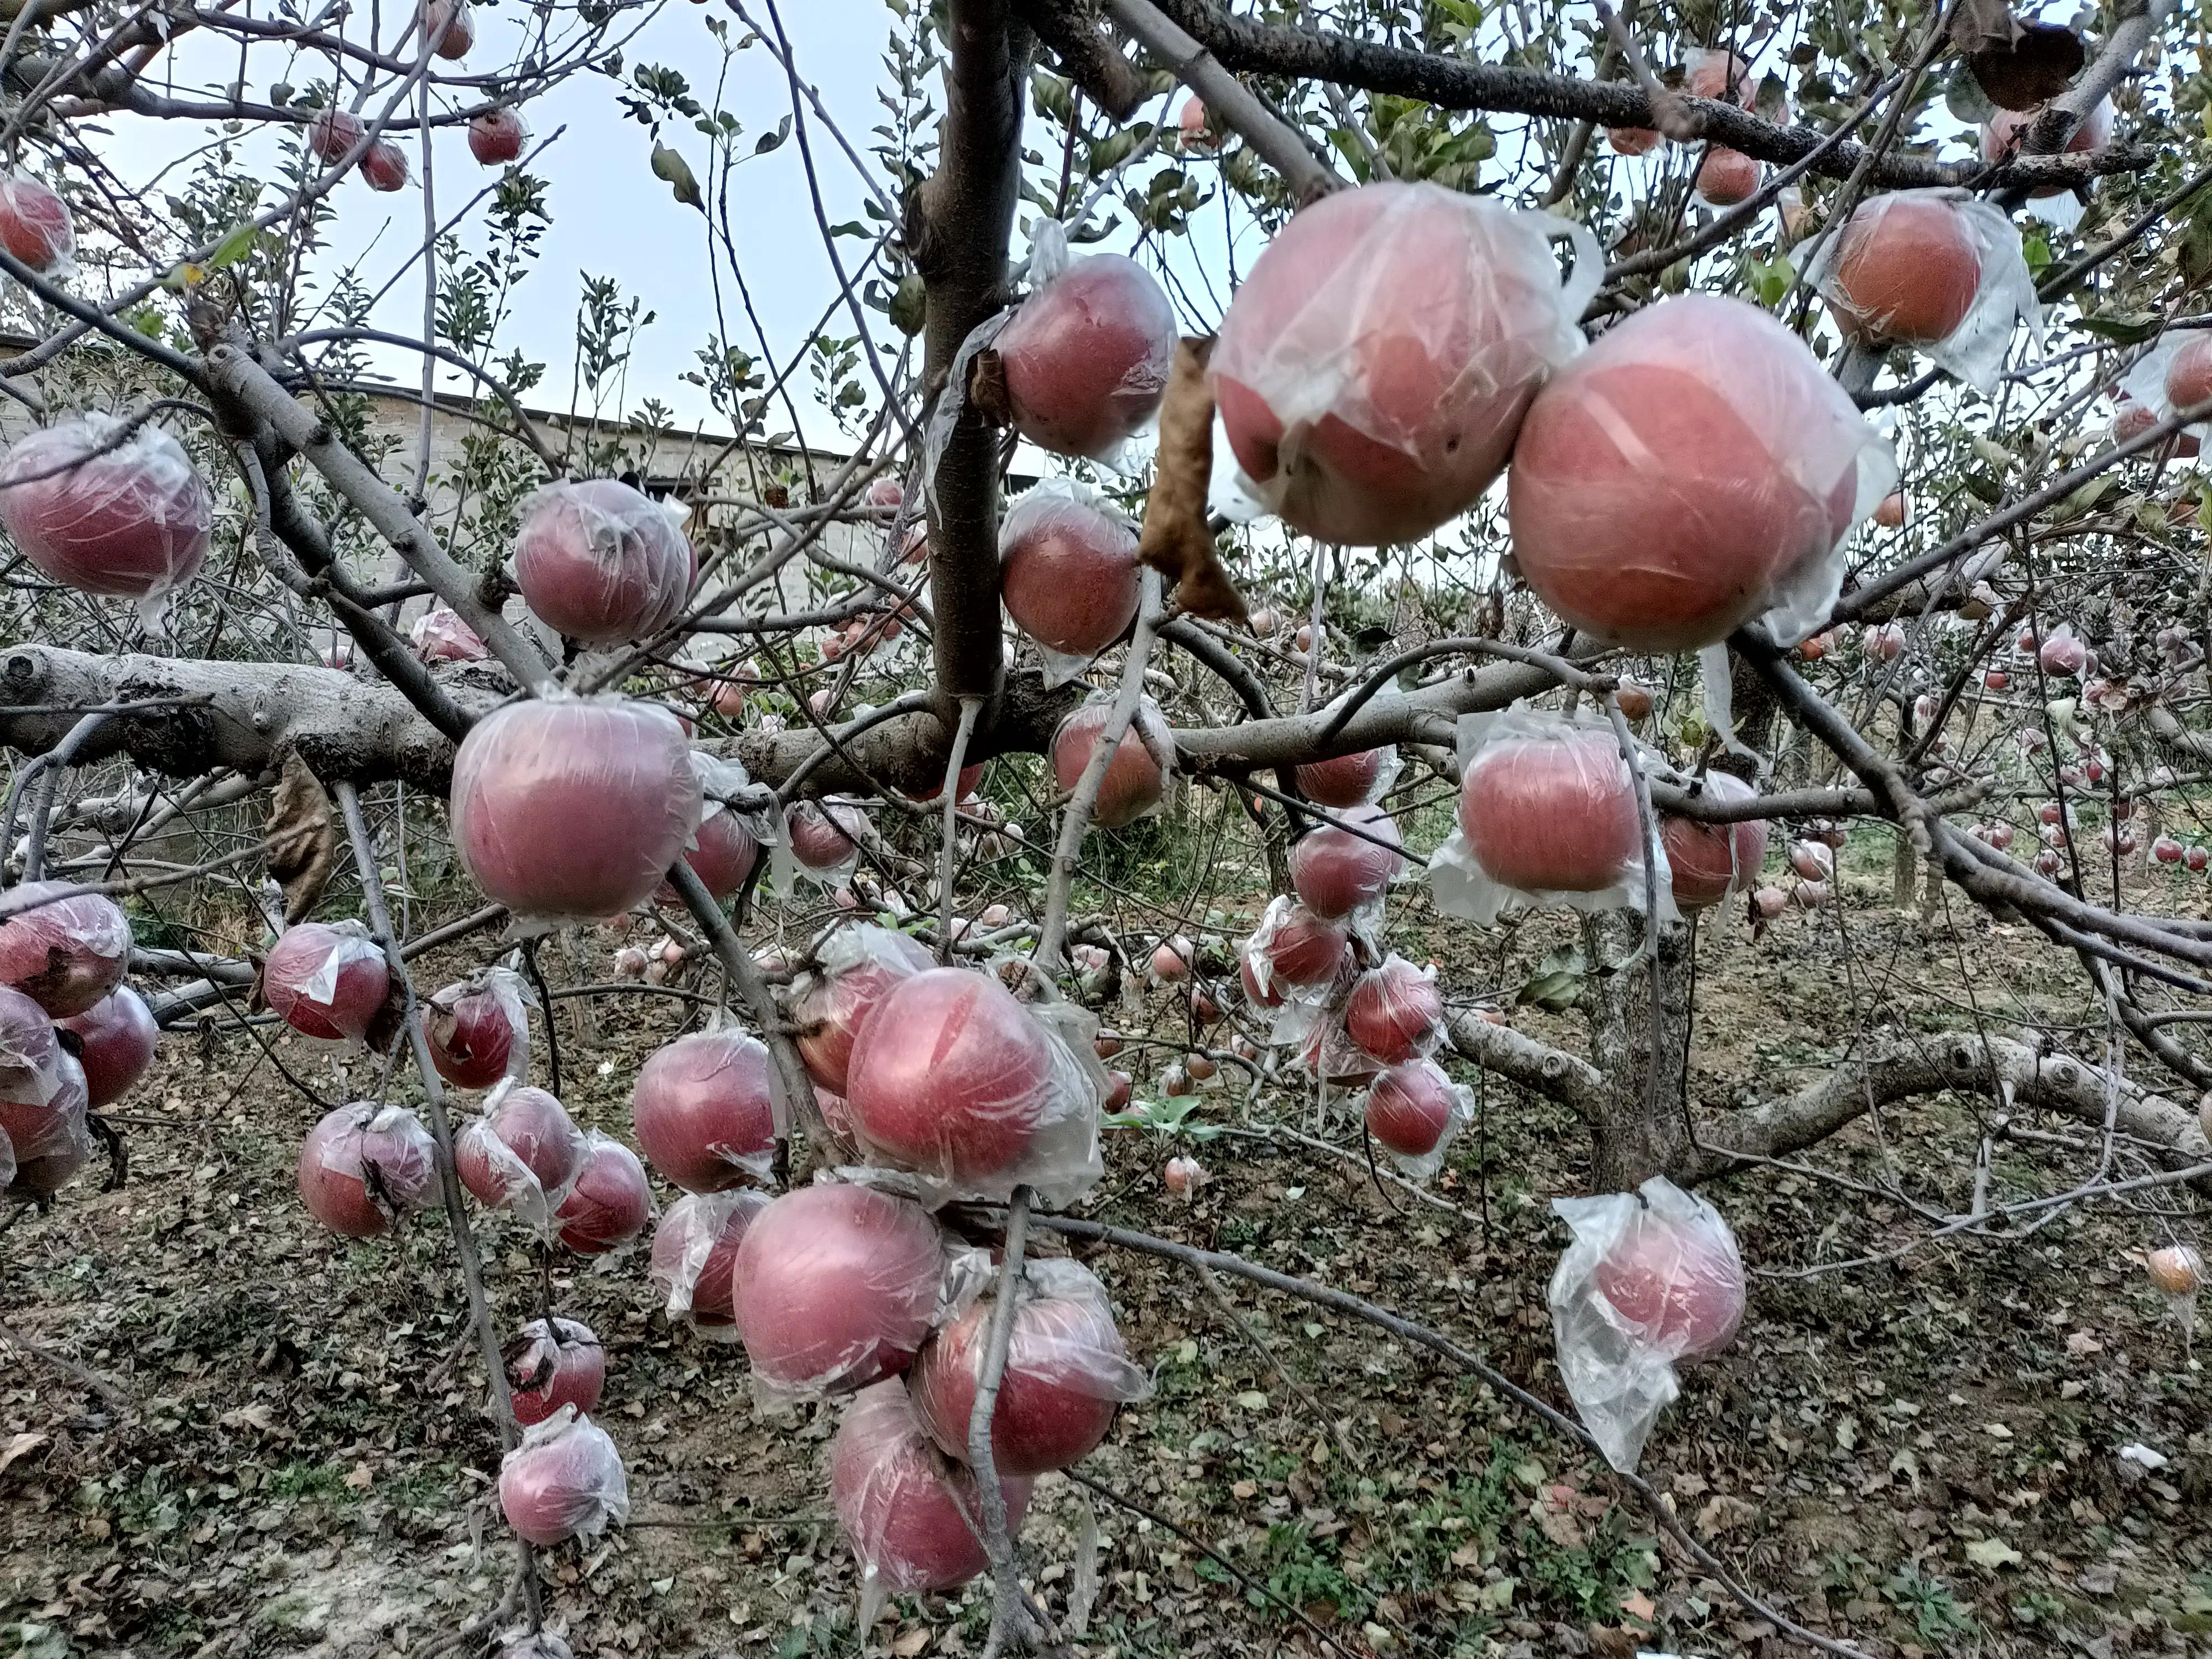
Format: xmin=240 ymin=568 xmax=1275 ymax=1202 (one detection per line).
xmin=4 ymin=825 xmax=2212 ymax=1659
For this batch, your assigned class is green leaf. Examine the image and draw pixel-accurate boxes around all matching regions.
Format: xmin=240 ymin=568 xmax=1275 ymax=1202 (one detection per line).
xmin=2077 ymin=311 xmax=2163 ymax=345
xmin=650 ymin=142 xmax=704 ymax=210
xmin=207 ymin=221 xmax=259 ymax=269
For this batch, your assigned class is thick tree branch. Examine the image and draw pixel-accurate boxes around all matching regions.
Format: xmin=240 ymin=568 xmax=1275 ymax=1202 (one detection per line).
xmin=1447 ymin=1010 xmax=1606 ymax=1123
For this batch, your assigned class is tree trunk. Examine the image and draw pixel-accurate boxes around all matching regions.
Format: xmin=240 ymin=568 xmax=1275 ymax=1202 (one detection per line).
xmin=1578 ymin=909 xmax=1695 ymax=1191
xmin=1890 ymin=830 xmax=1917 ymax=909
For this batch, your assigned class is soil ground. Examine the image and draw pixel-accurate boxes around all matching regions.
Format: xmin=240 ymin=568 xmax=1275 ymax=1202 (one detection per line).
xmin=6 ymin=828 xmax=2212 ymax=1659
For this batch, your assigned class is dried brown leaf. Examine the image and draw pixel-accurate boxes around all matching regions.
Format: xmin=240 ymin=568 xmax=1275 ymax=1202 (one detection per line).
xmin=1138 ymin=335 xmax=1246 ymax=624
xmin=265 ymin=753 xmax=337 ymax=925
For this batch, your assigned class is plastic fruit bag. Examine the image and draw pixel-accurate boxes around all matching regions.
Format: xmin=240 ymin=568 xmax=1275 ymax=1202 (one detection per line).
xmin=831 ymin=1378 xmax=1036 ymax=1617
xmin=297 ymin=1102 xmax=439 ymax=1238
xmin=1244 ymin=895 xmax=1350 ymax=1004
xmin=995 ymin=220 xmax=1176 ymax=467
xmin=497 ymin=1406 xmax=629 ymax=1546
xmin=790 ymin=924 xmax=936 ymax=1096
xmin=0 ymin=880 xmax=131 ymax=1016
xmin=630 ymin=1026 xmax=780 ymax=1192
xmin=512 ymin=477 xmax=692 ymax=645
xmin=1430 ymin=705 xmax=1676 ymax=927
xmin=778 ymin=798 xmax=867 ymax=891
xmin=2119 ymin=333 xmax=2212 ymax=446
xmin=1288 ymin=802 xmax=1405 ymax=921
xmin=649 ymin=1188 xmax=770 ymax=1338
xmin=1362 ymin=1058 xmax=1474 ymax=1179
xmin=999 ymin=478 xmax=1143 ymax=685
xmin=1343 ymin=954 xmax=1444 ymax=1065
xmin=1806 ymin=189 xmax=2042 ymax=395
xmin=1658 ymin=770 xmax=1770 ymax=911
xmin=1507 ymin=292 xmax=1896 ymax=652
xmin=424 ymin=966 xmax=531 ymax=1089
xmin=456 ymin=1081 xmax=588 ymax=1239
xmin=410 ymin=605 xmax=488 ymax=662
xmin=1051 ymin=693 xmax=1175 ymax=830
xmin=1212 ymin=180 xmax=1599 ymax=545
xmin=2 ymin=1044 xmax=86 ymax=1199
xmin=1981 ymin=99 xmax=2111 ymax=231
xmin=843 ymin=966 xmax=1107 ymax=1208
xmin=1548 ymin=1176 xmax=1746 ymax=1472
xmin=0 ymin=414 xmax=210 ymax=617
xmin=909 ymin=1256 xmax=1151 ymax=1476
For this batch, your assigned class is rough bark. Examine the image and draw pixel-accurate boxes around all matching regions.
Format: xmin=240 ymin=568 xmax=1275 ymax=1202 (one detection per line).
xmin=1578 ymin=910 xmax=1698 ymax=1191
xmin=912 ymin=0 xmax=1031 ymax=709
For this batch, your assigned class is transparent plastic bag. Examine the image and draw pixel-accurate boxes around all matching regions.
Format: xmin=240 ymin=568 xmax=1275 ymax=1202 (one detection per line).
xmin=550 ymin=1130 xmax=655 ymax=1255
xmin=504 ymin=1316 xmax=606 ymax=1427
xmin=1548 ymin=1176 xmax=1747 ymax=1473
xmin=630 ymin=1026 xmax=781 ymax=1191
xmin=456 ymin=1081 xmax=588 ymax=1238
xmin=0 ymin=880 xmax=131 ymax=1016
xmin=1285 ymin=998 xmax=1384 ymax=1087
xmin=831 ymin=1378 xmax=1036 ymax=1614
xmin=1244 ymin=895 xmax=1351 ymax=1005
xmin=409 ymin=604 xmax=488 ymax=662
xmin=0 ymin=986 xmax=62 ymax=1111
xmin=1657 ymin=770 xmax=1770 ymax=911
xmin=424 ymin=966 xmax=531 ymax=1089
xmin=0 ymin=1034 xmax=85 ymax=1191
xmin=1805 ymin=189 xmax=2042 ymax=395
xmin=1363 ymin=1058 xmax=1474 ymax=1180
xmin=1981 ymin=99 xmax=2111 ymax=232
xmin=790 ymin=924 xmax=936 ymax=1095
xmin=299 ymin=1102 xmax=439 ymax=1235
xmin=1430 ymin=706 xmax=1677 ymax=928
xmin=1507 ymin=292 xmax=1897 ymax=653
xmin=1288 ymin=802 xmax=1405 ymax=920
xmin=732 ymin=1180 xmax=952 ymax=1399
xmin=909 ymin=1256 xmax=1151 ymax=1476
xmin=0 ymin=1121 xmax=14 ymax=1194
xmin=0 ymin=414 xmax=210 ymax=617
xmin=1343 ymin=954 xmax=1444 ymax=1065
xmin=1212 ymin=180 xmax=1600 ymax=546
xmin=2120 ymin=334 xmax=2212 ymax=446
xmin=1293 ymin=742 xmax=1401 ymax=808
xmin=0 ymin=169 xmax=76 ymax=275
xmin=497 ymin=1405 xmax=630 ymax=1547
xmin=1051 ymin=693 xmax=1175 ymax=830
xmin=262 ymin=919 xmax=389 ymax=1045
xmin=999 ymin=478 xmax=1142 ymax=685
xmin=512 ymin=477 xmax=692 ymax=645
xmin=780 ymin=799 xmax=868 ymax=890
xmin=447 ymin=694 xmax=703 ymax=927
xmin=996 ymin=218 xmax=1176 ymax=467
xmin=669 ymin=753 xmax=773 ymax=903
xmin=650 ymin=1188 xmax=771 ymax=1339
xmin=842 ymin=964 xmax=1106 ymax=1208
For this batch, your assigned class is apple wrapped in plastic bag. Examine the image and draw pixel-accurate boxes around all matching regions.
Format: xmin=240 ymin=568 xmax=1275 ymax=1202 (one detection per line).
xmin=1804 ymin=189 xmax=2041 ymax=395
xmin=1430 ymin=705 xmax=1676 ymax=928
xmin=1548 ymin=1176 xmax=1746 ymax=1472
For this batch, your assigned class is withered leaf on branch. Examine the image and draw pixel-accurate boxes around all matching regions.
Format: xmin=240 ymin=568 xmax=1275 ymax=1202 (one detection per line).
xmin=1949 ymin=0 xmax=2025 ymax=58
xmin=265 ymin=752 xmax=337 ymax=925
xmin=1138 ymin=335 xmax=1247 ymax=625
xmin=1968 ymin=18 xmax=2084 ymax=110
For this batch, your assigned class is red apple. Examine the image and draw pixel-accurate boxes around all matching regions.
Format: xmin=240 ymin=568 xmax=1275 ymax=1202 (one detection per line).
xmin=1213 ymin=181 xmax=1588 ymax=545
xmin=1052 ymin=702 xmax=1167 ymax=829
xmin=1864 ymin=621 xmax=1905 ymax=660
xmin=657 ymin=806 xmax=759 ymax=904
xmin=1344 ymin=956 xmax=1443 ymax=1064
xmin=1507 ymin=293 xmax=1878 ymax=652
xmin=649 ymin=1189 xmax=767 ymax=1332
xmin=2040 ymin=631 xmax=2086 ymax=675
xmin=1289 ymin=802 xmax=1404 ymax=917
xmin=297 ymin=1103 xmax=438 ymax=1238
xmin=551 ymin=1137 xmax=651 ymax=1255
xmin=59 ymin=986 xmax=156 ymax=1109
xmin=421 ymin=0 xmax=473 ymax=58
xmin=2155 ymin=835 xmax=2185 ymax=864
xmin=263 ymin=922 xmax=388 ymax=1042
xmin=1103 ymin=1070 xmax=1132 ymax=1111
xmin=0 ymin=881 xmax=129 ymax=1017
xmin=1823 ymin=192 xmax=1983 ymax=346
xmin=307 ymin=108 xmax=362 ymax=162
xmin=0 ymin=415 xmax=212 ymax=600
xmin=1593 ymin=1208 xmax=1746 ymax=1362
xmin=846 ymin=968 xmax=1055 ymax=1182
xmin=631 ymin=1029 xmax=778 ymax=1191
xmin=1458 ymin=728 xmax=1639 ymax=893
xmin=1150 ymin=936 xmax=1193 ymax=980
xmin=1660 ymin=772 xmax=1770 ymax=910
xmin=1248 ymin=897 xmax=1348 ymax=990
xmin=1177 ymin=96 xmax=1212 ymax=148
xmin=999 ymin=486 xmax=1141 ymax=661
xmin=1163 ymin=1155 xmax=1205 ymax=1196
xmin=0 ymin=984 xmax=64 ymax=1118
xmin=1294 ymin=747 xmax=1390 ymax=807
xmin=0 ymin=1014 xmax=84 ymax=1200
xmin=1608 ymin=125 xmax=1658 ymax=155
xmin=831 ymin=1380 xmax=1035 ymax=1591
xmin=425 ymin=975 xmax=526 ymax=1089
xmin=1694 ymin=147 xmax=1760 ymax=206
xmin=1874 ymin=492 xmax=1906 ymax=529
xmin=996 ymin=255 xmax=1176 ymax=458
xmin=787 ymin=799 xmax=867 ymax=871
xmin=0 ymin=172 xmax=72 ymax=273
xmin=792 ymin=926 xmax=933 ymax=1093
xmin=498 ymin=1409 xmax=628 ymax=1546
xmin=1365 ymin=1061 xmax=1457 ymax=1158
xmin=410 ymin=606 xmax=487 ymax=661
xmin=469 ymin=107 xmax=528 ymax=166
xmin=732 ymin=1184 xmax=945 ymax=1394
xmin=505 ymin=1317 xmax=606 ymax=1427
xmin=362 ymin=140 xmax=409 ymax=192
xmin=513 ymin=479 xmax=691 ymax=643
xmin=448 ymin=697 xmax=702 ymax=922
xmin=456 ymin=1084 xmax=586 ymax=1212
xmin=909 ymin=1263 xmax=1141 ymax=1475
xmin=1239 ymin=948 xmax=1283 ymax=1009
